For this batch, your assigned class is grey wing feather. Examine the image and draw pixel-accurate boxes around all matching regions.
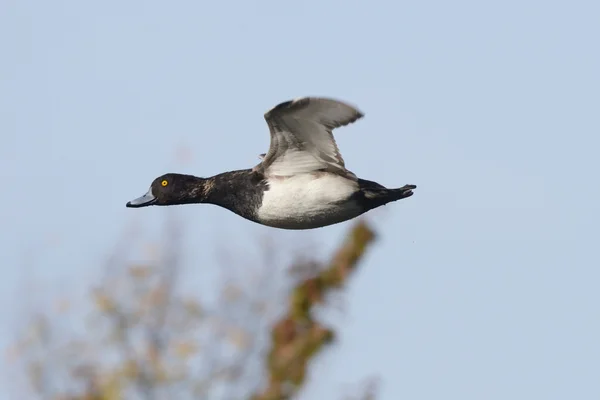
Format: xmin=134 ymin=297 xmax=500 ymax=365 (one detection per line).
xmin=255 ymin=97 xmax=363 ymax=178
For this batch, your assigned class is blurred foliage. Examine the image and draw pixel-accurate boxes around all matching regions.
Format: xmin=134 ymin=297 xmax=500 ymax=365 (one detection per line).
xmin=253 ymin=222 xmax=376 ymax=400
xmin=9 ymin=219 xmax=379 ymax=400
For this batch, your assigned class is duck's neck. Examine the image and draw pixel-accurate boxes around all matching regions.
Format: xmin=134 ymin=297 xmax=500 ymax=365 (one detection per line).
xmin=174 ymin=170 xmax=260 ymax=212
xmin=171 ymin=175 xmax=212 ymax=205
xmin=180 ymin=174 xmax=235 ymax=206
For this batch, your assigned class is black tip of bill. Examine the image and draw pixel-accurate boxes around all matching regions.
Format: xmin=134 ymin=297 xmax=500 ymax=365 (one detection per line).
xmin=126 ymin=188 xmax=156 ymax=208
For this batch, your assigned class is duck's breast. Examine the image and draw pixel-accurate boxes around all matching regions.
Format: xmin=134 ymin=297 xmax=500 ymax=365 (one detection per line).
xmin=257 ymin=173 xmax=363 ymax=229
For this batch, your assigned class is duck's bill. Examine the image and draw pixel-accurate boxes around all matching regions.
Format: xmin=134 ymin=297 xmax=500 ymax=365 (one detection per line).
xmin=126 ymin=188 xmax=156 ymax=208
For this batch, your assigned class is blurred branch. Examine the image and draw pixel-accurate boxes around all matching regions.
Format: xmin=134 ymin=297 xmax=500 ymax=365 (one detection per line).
xmin=11 ymin=219 xmax=379 ymax=400
xmin=251 ymin=221 xmax=376 ymax=400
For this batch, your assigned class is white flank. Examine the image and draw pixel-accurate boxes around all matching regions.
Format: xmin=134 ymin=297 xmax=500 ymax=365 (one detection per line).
xmin=257 ymin=174 xmax=363 ymax=229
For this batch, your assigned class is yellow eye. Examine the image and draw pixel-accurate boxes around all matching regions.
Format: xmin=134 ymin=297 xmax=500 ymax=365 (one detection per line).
xmin=161 ymin=180 xmax=168 ymax=187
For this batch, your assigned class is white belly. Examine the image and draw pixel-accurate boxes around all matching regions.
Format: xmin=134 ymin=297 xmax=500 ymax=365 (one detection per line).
xmin=257 ymin=174 xmax=363 ymax=229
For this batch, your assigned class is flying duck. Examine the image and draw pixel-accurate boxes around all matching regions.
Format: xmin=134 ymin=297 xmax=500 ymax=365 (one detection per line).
xmin=126 ymin=97 xmax=416 ymax=229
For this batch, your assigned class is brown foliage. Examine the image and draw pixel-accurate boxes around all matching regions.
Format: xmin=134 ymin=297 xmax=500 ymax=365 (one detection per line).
xmin=254 ymin=222 xmax=376 ymax=400
xmin=9 ymin=219 xmax=379 ymax=400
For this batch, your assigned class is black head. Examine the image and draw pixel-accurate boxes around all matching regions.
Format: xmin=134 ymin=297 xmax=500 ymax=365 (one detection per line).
xmin=126 ymin=173 xmax=205 ymax=208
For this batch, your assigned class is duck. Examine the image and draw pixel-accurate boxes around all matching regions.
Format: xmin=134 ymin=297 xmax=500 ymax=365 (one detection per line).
xmin=126 ymin=97 xmax=416 ymax=230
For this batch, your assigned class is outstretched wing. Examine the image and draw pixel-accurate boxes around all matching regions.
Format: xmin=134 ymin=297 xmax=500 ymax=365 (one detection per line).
xmin=254 ymin=97 xmax=363 ymax=179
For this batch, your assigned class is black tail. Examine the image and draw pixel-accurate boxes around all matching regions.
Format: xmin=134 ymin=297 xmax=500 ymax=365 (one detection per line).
xmin=388 ymin=184 xmax=417 ymax=200
xmin=358 ymin=180 xmax=417 ymax=210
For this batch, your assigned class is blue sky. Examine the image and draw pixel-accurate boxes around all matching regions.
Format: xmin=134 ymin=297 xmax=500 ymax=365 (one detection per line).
xmin=1 ymin=0 xmax=599 ymax=398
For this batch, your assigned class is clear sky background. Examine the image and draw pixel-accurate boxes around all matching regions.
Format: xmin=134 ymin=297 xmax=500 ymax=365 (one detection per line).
xmin=1 ymin=0 xmax=599 ymax=399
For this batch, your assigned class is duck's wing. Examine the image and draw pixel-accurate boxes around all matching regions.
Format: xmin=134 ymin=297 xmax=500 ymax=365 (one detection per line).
xmin=254 ymin=97 xmax=363 ymax=179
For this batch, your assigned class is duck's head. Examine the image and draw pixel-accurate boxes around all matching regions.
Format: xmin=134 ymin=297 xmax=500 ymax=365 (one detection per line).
xmin=126 ymin=173 xmax=205 ymax=208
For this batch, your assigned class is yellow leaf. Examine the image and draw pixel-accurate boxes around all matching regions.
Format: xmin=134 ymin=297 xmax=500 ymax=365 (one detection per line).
xmin=93 ymin=292 xmax=115 ymax=313
xmin=99 ymin=372 xmax=122 ymax=400
xmin=173 ymin=341 xmax=198 ymax=358
xmin=228 ymin=328 xmax=250 ymax=350
xmin=184 ymin=299 xmax=203 ymax=318
xmin=122 ymin=360 xmax=138 ymax=379
xmin=128 ymin=265 xmax=152 ymax=278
